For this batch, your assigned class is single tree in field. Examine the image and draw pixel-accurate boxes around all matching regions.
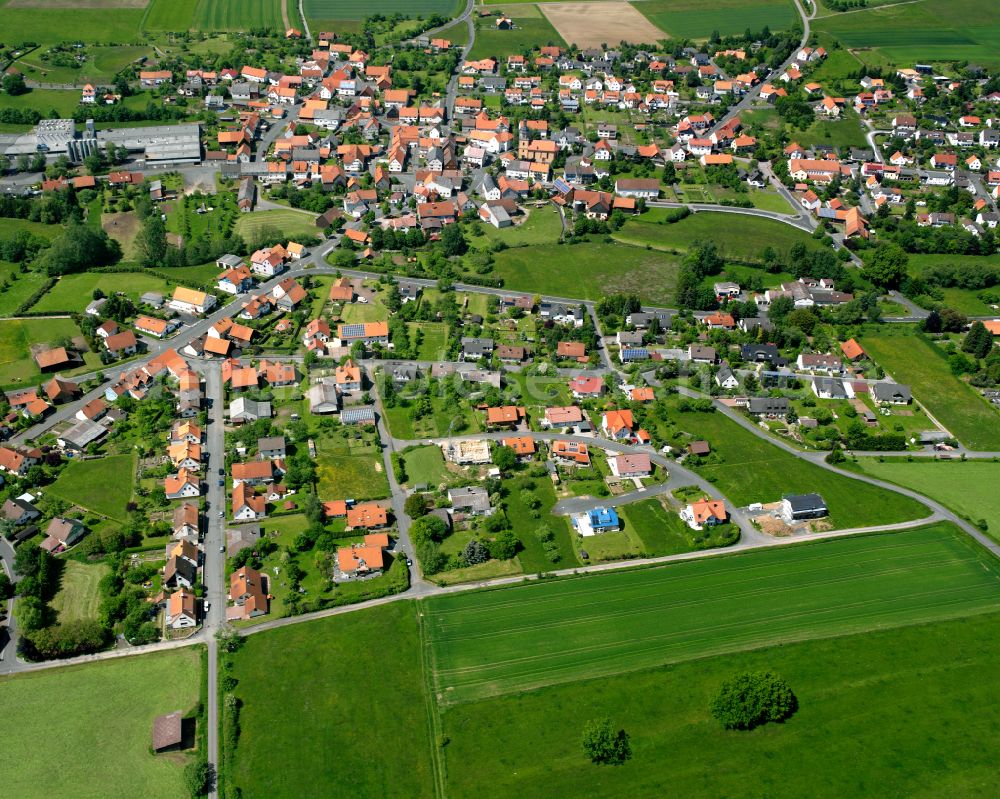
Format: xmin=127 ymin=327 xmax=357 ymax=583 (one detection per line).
xmin=581 ymin=718 xmax=632 ymax=765
xmin=710 ymin=671 xmax=797 ymax=730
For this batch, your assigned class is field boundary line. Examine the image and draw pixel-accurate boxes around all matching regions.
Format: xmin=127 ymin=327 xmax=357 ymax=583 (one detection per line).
xmin=417 ymin=603 xmax=448 ymax=799
xmin=813 ymin=0 xmax=925 ymax=18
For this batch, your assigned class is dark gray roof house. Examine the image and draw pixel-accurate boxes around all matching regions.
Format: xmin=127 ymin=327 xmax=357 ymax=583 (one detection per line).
xmin=741 ymin=343 xmax=782 ymax=364
xmin=448 ymin=486 xmax=492 ymax=515
xmin=748 ymin=396 xmax=789 ymax=416
xmin=227 ymin=524 xmax=262 ymax=556
xmin=872 ymin=383 xmax=912 ymax=404
xmin=461 ymin=337 xmax=494 ymax=358
xmin=781 ymin=493 xmax=828 ymax=521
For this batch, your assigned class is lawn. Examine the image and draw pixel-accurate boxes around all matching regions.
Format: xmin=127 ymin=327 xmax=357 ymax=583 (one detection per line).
xmin=793 ymin=112 xmax=870 ymax=150
xmin=314 ymin=433 xmax=390 ymax=500
xmin=470 ymin=203 xmax=563 ymax=248
xmin=423 ymin=524 xmax=1000 ymax=705
xmin=13 ymin=44 xmax=150 ymax=85
xmin=338 ymin=293 xmax=389 ymax=323
xmin=0 ymin=87 xmax=87 ymax=118
xmin=234 ymin=209 xmax=318 ymax=241
xmin=440 ymin=610 xmax=1000 ymax=798
xmin=408 ymin=321 xmax=449 ymax=360
xmin=501 ymin=474 xmax=579 ymax=571
xmin=49 ymin=559 xmax=110 ymax=623
xmin=861 ymin=329 xmax=1000 ymax=451
xmin=401 ymin=445 xmax=453 ymax=487
xmin=849 ymin=458 xmax=1000 ymax=543
xmin=32 ymin=271 xmax=174 ymax=313
xmin=490 ymin=241 xmax=680 ymax=305
xmin=632 ymin=0 xmax=798 ymax=38
xmin=0 ymin=262 xmax=50 ymax=316
xmin=227 ymin=602 xmax=435 ymax=799
xmin=49 ymin=454 xmax=136 ymax=521
xmin=813 ymin=0 xmax=1000 ymax=68
xmin=669 ymin=402 xmax=927 ymax=526
xmin=469 ymin=13 xmax=567 ymax=59
xmin=613 ymin=209 xmax=823 ymax=264
xmin=0 ymin=218 xmax=62 ymax=242
xmin=0 ymin=316 xmax=100 ymax=386
xmin=0 ymin=648 xmax=202 ymax=799
xmin=103 ymin=211 xmax=142 ymax=259
xmin=433 ymin=16 xmax=471 ymax=45
xmin=620 ymin=495 xmax=737 ymax=555
xmin=383 ymin=394 xmax=483 ymax=440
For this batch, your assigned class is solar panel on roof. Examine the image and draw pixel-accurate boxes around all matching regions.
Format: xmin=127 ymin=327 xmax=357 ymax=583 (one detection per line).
xmin=340 ymin=323 xmax=366 ymax=338
xmin=553 ymin=178 xmax=571 ymax=194
xmin=341 ymin=406 xmax=375 ymax=422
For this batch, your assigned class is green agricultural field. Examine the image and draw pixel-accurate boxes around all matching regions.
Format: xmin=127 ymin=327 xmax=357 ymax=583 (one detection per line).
xmin=490 ymin=241 xmax=679 ymax=305
xmin=305 ymin=0 xmax=459 ymax=16
xmin=49 ymin=454 xmax=136 ymax=521
xmin=50 ymin=560 xmax=110 ymax=623
xmin=861 ymin=330 xmax=1000 ymax=450
xmin=813 ymin=0 xmax=1000 ymax=68
xmin=192 ymin=0 xmax=287 ymax=31
xmin=0 ymin=263 xmax=50 ymax=317
xmin=144 ymin=0 xmax=200 ymax=30
xmin=850 ymin=458 xmax=1000 ymax=543
xmin=0 ymin=648 xmax=202 ymax=799
xmin=669 ymin=402 xmax=927 ymax=526
xmin=424 ymin=524 xmax=1000 ymax=705
xmin=613 ymin=210 xmax=823 ymax=263
xmin=3 ymin=4 xmax=145 ymax=47
xmin=234 ymin=209 xmax=318 ymax=241
xmin=440 ymin=610 xmax=1000 ymax=798
xmin=0 ymin=316 xmax=100 ymax=386
xmin=469 ymin=14 xmax=567 ymax=59
xmin=632 ymin=0 xmax=798 ymax=39
xmin=32 ymin=272 xmax=174 ymax=314
xmin=227 ymin=603 xmax=435 ymax=799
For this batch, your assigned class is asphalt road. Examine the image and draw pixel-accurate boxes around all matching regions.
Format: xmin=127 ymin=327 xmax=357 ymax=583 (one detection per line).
xmin=200 ymin=361 xmax=226 ymax=798
xmin=704 ymin=0 xmax=814 ymax=139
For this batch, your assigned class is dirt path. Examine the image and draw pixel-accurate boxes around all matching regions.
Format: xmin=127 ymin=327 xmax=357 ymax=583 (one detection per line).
xmin=281 ymin=0 xmax=292 ymax=32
